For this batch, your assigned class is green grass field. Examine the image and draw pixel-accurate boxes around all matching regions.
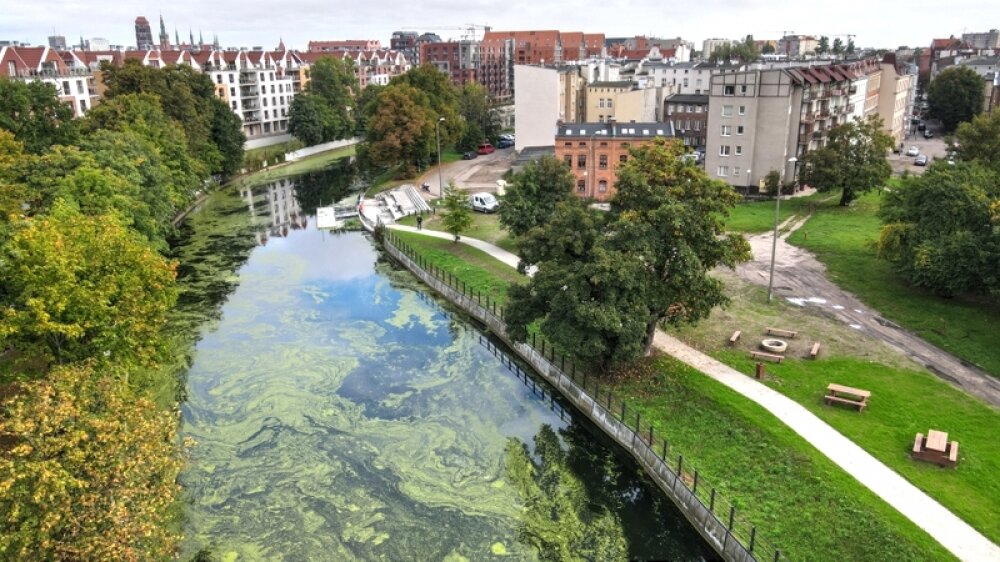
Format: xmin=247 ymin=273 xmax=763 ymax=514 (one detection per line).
xmin=397 ymin=211 xmax=517 ymax=253
xmin=786 ymin=191 xmax=1000 ymax=378
xmin=232 ymin=144 xmax=357 ymax=188
xmin=724 ymin=192 xmax=830 ymax=234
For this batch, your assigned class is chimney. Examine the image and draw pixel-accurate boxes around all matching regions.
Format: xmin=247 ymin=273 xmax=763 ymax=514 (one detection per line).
xmin=608 ymin=118 xmax=617 ymax=136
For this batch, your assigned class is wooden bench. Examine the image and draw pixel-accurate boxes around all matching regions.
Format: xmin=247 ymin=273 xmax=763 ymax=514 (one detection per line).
xmin=766 ymin=327 xmax=798 ymax=338
xmin=824 ymin=383 xmax=870 ymax=411
xmin=912 ymin=430 xmax=959 ymax=468
xmin=750 ymin=351 xmax=783 ymax=363
xmin=729 ymin=330 xmax=742 ymax=345
xmin=809 ymin=342 xmax=821 ymax=359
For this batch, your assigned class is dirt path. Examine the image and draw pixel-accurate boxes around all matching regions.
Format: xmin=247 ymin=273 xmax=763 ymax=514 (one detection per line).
xmin=735 ymin=211 xmax=1000 ymax=408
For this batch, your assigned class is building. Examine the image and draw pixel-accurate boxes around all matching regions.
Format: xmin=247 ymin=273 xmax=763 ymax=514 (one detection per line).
xmin=420 ymin=40 xmax=479 ymax=86
xmin=878 ymin=54 xmax=917 ymax=145
xmin=777 ymin=35 xmax=819 ymax=58
xmin=962 ymin=29 xmax=1000 ymax=50
xmin=702 ymin=38 xmax=732 ymax=58
xmin=0 ymin=45 xmax=99 ymax=117
xmin=135 ymin=16 xmax=154 ymax=50
xmin=87 ymin=38 xmax=110 ymax=51
xmin=665 ymin=94 xmax=709 ymax=150
xmin=308 ymin=40 xmax=381 ymax=53
xmin=584 ymin=80 xmax=658 ymax=123
xmin=48 ymin=35 xmax=66 ymax=50
xmin=636 ymin=61 xmax=737 ymax=95
xmin=513 ymin=65 xmax=588 ymax=150
xmin=391 ymin=31 xmax=419 ymax=52
xmin=554 ymin=121 xmax=675 ymax=201
xmin=480 ymin=30 xmax=566 ymax=100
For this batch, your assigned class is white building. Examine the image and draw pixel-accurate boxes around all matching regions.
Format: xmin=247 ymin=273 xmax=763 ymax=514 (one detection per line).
xmin=513 ymin=65 xmax=561 ymax=151
xmin=702 ymin=38 xmax=733 ymax=58
xmin=0 ymin=45 xmax=99 ymax=117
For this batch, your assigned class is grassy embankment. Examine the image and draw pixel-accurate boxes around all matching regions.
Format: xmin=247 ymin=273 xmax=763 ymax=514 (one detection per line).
xmin=387 ymin=222 xmax=956 ymax=561
xmin=233 ymin=144 xmax=358 ymax=188
xmin=364 ymin=149 xmax=465 ymax=197
xmin=397 ymin=211 xmax=518 ymax=253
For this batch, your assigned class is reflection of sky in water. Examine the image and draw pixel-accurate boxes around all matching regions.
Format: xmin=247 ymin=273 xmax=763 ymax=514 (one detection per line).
xmin=178 ymin=195 xmax=711 ymax=561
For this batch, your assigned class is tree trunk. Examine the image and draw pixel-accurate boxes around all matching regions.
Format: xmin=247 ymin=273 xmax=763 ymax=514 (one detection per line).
xmin=839 ymin=187 xmax=854 ymax=206
xmin=642 ymin=317 xmax=660 ymax=356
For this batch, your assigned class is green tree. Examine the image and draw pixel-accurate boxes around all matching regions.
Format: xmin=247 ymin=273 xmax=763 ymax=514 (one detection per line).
xmin=499 ymin=155 xmax=576 ymax=238
xmin=288 ymin=93 xmax=333 ymax=146
xmin=363 ymin=83 xmax=435 ymax=177
xmin=816 ymin=36 xmax=830 ymax=55
xmin=800 ymin=115 xmax=894 ymax=206
xmin=354 ymin=83 xmax=384 ymax=135
xmin=763 ymin=169 xmax=782 ymax=196
xmin=209 ymin=97 xmax=246 ymax=177
xmin=832 ymin=38 xmax=844 ymax=54
xmin=0 ymin=79 xmax=78 ymax=153
xmin=927 ymin=66 xmax=985 ymax=132
xmin=506 ymin=139 xmax=750 ymax=367
xmin=0 ymin=362 xmax=182 ymax=560
xmin=440 ymin=182 xmax=472 ymax=241
xmin=391 ymin=64 xmax=463 ymax=144
xmin=305 ymin=56 xmax=356 ymax=139
xmin=877 ymin=163 xmax=1000 ymax=297
xmin=0 ymin=203 xmax=178 ymax=372
xmin=953 ymin=111 xmax=1000 ymax=173
xmin=459 ymin=82 xmax=500 ymax=144
xmin=846 ymin=37 xmax=856 ymax=54
xmin=761 ymin=43 xmax=775 ymax=55
xmin=0 ymin=131 xmax=28 ymax=220
xmin=709 ymin=36 xmax=759 ymax=63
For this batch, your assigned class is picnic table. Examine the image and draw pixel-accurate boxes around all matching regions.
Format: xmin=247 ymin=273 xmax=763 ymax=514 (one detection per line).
xmin=824 ymin=383 xmax=870 ymax=411
xmin=912 ymin=429 xmax=959 ymax=468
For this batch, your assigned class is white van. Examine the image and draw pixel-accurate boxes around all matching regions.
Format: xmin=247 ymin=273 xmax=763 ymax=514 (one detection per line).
xmin=470 ymin=192 xmax=500 ymax=213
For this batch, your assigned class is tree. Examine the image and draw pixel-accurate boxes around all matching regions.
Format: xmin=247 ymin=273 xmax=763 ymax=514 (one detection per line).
xmin=953 ymin=111 xmax=1000 ymax=173
xmin=0 ymin=362 xmax=182 ymax=560
xmin=440 ymin=182 xmax=472 ymax=241
xmin=0 ymin=130 xmax=28 ymax=220
xmin=499 ymin=155 xmax=576 ymax=237
xmin=761 ymin=43 xmax=775 ymax=55
xmin=816 ymin=36 xmax=830 ymax=55
xmin=288 ymin=93 xmax=333 ymax=146
xmin=709 ymin=36 xmax=759 ymax=63
xmin=0 ymin=203 xmax=178 ymax=371
xmin=800 ymin=115 xmax=894 ymax=206
xmin=877 ymin=162 xmax=1000 ymax=297
xmin=832 ymin=38 xmax=844 ymax=54
xmin=305 ymin=56 xmax=356 ymax=139
xmin=354 ymin=83 xmax=384 ymax=135
xmin=505 ymin=139 xmax=751 ymax=367
xmin=391 ymin=64 xmax=463 ymax=144
xmin=763 ymin=169 xmax=782 ymax=196
xmin=363 ymin=83 xmax=435 ymax=177
xmin=846 ymin=37 xmax=856 ymax=54
xmin=0 ymin=80 xmax=78 ymax=153
xmin=927 ymin=66 xmax=985 ymax=132
xmin=459 ymin=82 xmax=500 ymax=144
xmin=209 ymin=97 xmax=246 ymax=177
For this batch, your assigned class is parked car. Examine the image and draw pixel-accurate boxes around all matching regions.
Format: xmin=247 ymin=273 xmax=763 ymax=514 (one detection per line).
xmin=499 ymin=133 xmax=514 ymax=142
xmin=477 ymin=142 xmax=495 ymax=155
xmin=914 ymin=154 xmax=928 ymax=166
xmin=923 ymin=130 xmax=934 ymax=139
xmin=462 ymin=151 xmax=477 ymax=160
xmin=469 ymin=192 xmax=499 ymax=213
xmin=906 ymin=146 xmax=919 ymax=156
xmin=917 ymin=123 xmax=926 ymax=132
xmin=497 ymin=138 xmax=514 ymax=149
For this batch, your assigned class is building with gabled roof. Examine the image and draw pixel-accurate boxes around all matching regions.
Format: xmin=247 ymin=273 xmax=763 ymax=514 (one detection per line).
xmin=0 ymin=45 xmax=99 ymax=117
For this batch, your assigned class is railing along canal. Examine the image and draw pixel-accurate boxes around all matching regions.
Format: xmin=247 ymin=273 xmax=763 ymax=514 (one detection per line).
xmin=380 ymin=227 xmax=786 ymax=562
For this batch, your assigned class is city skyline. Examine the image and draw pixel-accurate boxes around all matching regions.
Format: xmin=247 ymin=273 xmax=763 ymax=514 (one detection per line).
xmin=3 ymin=0 xmax=999 ymax=51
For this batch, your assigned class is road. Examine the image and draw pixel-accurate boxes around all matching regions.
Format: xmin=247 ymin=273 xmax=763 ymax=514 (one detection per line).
xmin=888 ymin=119 xmax=949 ymax=175
xmin=735 ymin=213 xmax=1000 ymax=408
xmin=418 ymin=147 xmax=516 ymax=198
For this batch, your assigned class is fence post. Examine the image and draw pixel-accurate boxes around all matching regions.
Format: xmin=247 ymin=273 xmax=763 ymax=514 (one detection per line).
xmin=661 ymin=440 xmax=668 ymax=459
xmin=621 ymin=402 xmax=627 ymax=421
xmin=648 ymin=425 xmax=653 ymax=448
xmin=750 ymin=527 xmax=756 ymax=554
xmin=635 ymin=411 xmax=640 ymax=431
xmin=710 ymin=488 xmax=716 ymax=512
xmin=693 ymin=470 xmax=699 ymax=494
xmin=728 ymin=506 xmax=735 ymax=530
xmin=773 ymin=550 xmax=781 ymax=562
xmin=677 ymin=455 xmax=683 ymax=480
xmin=541 ymin=339 xmax=545 ymax=356
xmin=532 ymin=333 xmax=536 ymax=347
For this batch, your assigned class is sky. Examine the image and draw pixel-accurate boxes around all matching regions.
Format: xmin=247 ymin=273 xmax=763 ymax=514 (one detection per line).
xmin=3 ymin=0 xmax=998 ymax=51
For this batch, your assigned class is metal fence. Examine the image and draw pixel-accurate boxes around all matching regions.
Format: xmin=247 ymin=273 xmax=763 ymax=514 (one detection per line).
xmin=381 ymin=228 xmax=786 ymax=562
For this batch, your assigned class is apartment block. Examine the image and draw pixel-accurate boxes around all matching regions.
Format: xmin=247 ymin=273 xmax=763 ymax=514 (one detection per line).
xmin=0 ymin=45 xmax=99 ymax=117
xmin=777 ymin=35 xmax=819 ymax=58
xmin=584 ymin=81 xmax=657 ymax=123
xmin=480 ymin=30 xmax=603 ymax=101
xmin=665 ymin=94 xmax=709 ymax=150
xmin=308 ymin=40 xmax=381 ymax=53
xmin=878 ymin=55 xmax=917 ymax=145
xmin=420 ymin=40 xmax=479 ymax=86
xmin=554 ymin=121 xmax=676 ymax=201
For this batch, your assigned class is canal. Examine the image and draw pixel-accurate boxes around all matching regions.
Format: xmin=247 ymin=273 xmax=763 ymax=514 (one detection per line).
xmin=172 ymin=161 xmax=714 ymax=561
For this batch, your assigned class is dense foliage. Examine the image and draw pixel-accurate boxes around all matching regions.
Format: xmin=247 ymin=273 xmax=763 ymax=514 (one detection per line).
xmin=499 ymin=155 xmax=576 ymax=237
xmin=505 ymin=139 xmax=751 ymax=368
xmin=1 ymin=65 xmax=240 ymax=558
xmin=877 ymin=163 xmax=1000 ymax=298
xmin=709 ymin=35 xmax=760 ymax=63
xmin=288 ymin=56 xmax=356 ymax=145
xmin=800 ymin=116 xmax=894 ymax=206
xmin=927 ymin=66 xmax=985 ymax=132
xmin=952 ymin=111 xmax=1000 ymax=174
xmin=440 ymin=182 xmax=472 ymax=241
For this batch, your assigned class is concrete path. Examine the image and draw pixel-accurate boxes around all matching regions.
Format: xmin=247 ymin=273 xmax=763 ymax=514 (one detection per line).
xmin=391 ymin=225 xmax=1000 ymax=561
xmin=654 ymin=331 xmax=1000 ymax=562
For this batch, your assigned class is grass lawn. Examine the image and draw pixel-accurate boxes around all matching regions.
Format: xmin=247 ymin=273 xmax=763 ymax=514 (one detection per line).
xmin=673 ymin=270 xmax=1000 ymax=544
xmin=613 ymin=356 xmax=954 ymax=561
xmin=397 ymin=211 xmax=518 ymax=253
xmin=786 ymin=191 xmax=1000 ymax=378
xmin=244 ymin=139 xmax=304 ymax=161
xmin=724 ymin=192 xmax=830 ymax=234
xmin=389 ymin=232 xmax=958 ymax=560
xmin=392 ymin=230 xmax=525 ymax=304
xmin=232 ymin=144 xmax=357 ymax=188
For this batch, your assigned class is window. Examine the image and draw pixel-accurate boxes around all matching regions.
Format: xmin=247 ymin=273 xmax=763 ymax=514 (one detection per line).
xmin=724 ymin=85 xmax=735 ymax=96
xmin=270 ymin=72 xmax=275 ymax=80
xmin=280 ymin=96 xmax=285 ymax=104
xmin=217 ymin=75 xmax=223 ymax=84
xmin=263 ymin=98 xmax=268 ymax=106
xmin=598 ymin=180 xmax=608 ymax=193
xmin=272 ymin=97 xmax=277 ymax=105
xmin=667 ymin=103 xmax=675 ymax=114
xmin=717 ymin=166 xmax=729 ymax=176
xmin=600 ymin=141 xmax=608 ymax=147
xmin=738 ymin=105 xmax=746 ymax=115
xmin=695 ymin=105 xmax=702 ymax=113
xmin=271 ymin=85 xmax=275 ymax=94
xmin=740 ymin=85 xmax=748 ymax=94
xmin=721 ymin=125 xmax=732 ymax=136
xmin=578 ymin=142 xmax=586 ymax=147
xmin=683 ymin=78 xmax=689 ymax=88
xmin=577 ymin=180 xmax=586 ymax=192
xmin=735 ymin=146 xmax=743 ymax=155
xmin=598 ymin=115 xmax=604 ymax=123
xmin=734 ymin=166 xmax=741 ymax=177
xmin=684 ymin=120 xmax=690 ymax=130
xmin=62 ymin=81 xmax=70 ymax=95
xmin=619 ymin=154 xmax=627 ymax=164
xmin=264 ymin=110 xmax=269 ymax=118
xmin=719 ymin=145 xmax=731 ymax=156
xmin=564 ymin=155 xmax=572 ymax=167
xmin=79 ymin=99 xmax=87 ymax=113
xmin=687 ymin=105 xmax=693 ymax=113
xmin=608 ymin=99 xmax=613 ymax=109
xmin=694 ymin=121 xmax=701 ymax=131
xmin=599 ymin=98 xmax=605 ymax=108
xmin=229 ymin=73 xmax=234 ymax=83
xmin=259 ymin=72 xmax=265 ymax=80
xmin=599 ymin=154 xmax=608 ymax=169
xmin=737 ymin=125 xmax=745 ymax=135
xmin=231 ymin=101 xmax=237 ymax=109
xmin=230 ymin=87 xmax=236 ymax=96
xmin=722 ymin=105 xmax=733 ymax=117
xmin=578 ymin=154 xmax=587 ymax=168
xmin=279 ymin=84 xmax=283 ymax=93
xmin=564 ymin=142 xmax=572 ymax=147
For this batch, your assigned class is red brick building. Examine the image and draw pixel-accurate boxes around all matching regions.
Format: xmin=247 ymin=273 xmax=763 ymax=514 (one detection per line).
xmin=308 ymin=39 xmax=381 ymax=53
xmin=554 ymin=121 xmax=676 ymax=201
xmin=419 ymin=41 xmax=478 ymax=86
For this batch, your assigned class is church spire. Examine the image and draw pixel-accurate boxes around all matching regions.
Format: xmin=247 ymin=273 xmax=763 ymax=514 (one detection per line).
xmin=175 ymin=28 xmax=180 ymax=48
xmin=278 ymin=37 xmax=286 ymax=51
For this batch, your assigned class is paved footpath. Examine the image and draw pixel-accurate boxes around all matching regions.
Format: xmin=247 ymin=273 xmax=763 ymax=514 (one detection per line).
xmin=389 ymin=224 xmax=1000 ymax=562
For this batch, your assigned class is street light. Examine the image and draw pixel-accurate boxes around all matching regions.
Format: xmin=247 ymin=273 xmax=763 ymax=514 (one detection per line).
xmin=768 ymin=157 xmax=796 ymax=303
xmin=746 ymin=168 xmax=752 ymax=193
xmin=436 ymin=117 xmax=445 ymax=200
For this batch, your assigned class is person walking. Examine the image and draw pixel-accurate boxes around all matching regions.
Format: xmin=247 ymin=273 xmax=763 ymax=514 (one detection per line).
xmin=416 ymin=214 xmax=423 ymax=230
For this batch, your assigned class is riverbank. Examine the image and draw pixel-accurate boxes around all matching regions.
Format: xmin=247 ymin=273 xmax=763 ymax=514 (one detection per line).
xmin=376 ymin=228 xmax=956 ymax=561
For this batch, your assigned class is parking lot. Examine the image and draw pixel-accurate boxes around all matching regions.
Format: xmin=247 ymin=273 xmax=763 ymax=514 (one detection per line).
xmin=888 ymin=119 xmax=950 ymax=176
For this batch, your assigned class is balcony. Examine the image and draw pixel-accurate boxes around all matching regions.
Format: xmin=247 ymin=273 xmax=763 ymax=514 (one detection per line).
xmin=812 ymin=130 xmax=825 ymax=139
xmin=243 ymin=112 xmax=261 ymax=123
xmin=832 ymin=88 xmax=844 ymax=96
xmin=801 ymin=112 xmax=816 ymax=123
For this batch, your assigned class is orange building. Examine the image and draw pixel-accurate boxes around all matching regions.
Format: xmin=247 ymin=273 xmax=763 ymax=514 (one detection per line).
xmin=554 ymin=121 xmax=676 ymax=201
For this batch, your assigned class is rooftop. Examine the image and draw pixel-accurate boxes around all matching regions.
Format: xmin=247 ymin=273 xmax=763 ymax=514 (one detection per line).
xmin=557 ymin=121 xmax=675 ymax=138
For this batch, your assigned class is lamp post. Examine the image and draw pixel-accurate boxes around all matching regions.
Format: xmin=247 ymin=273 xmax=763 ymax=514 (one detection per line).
xmin=436 ymin=117 xmax=445 ymax=200
xmin=768 ymin=157 xmax=796 ymax=303
xmin=746 ymin=168 xmax=752 ymax=193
